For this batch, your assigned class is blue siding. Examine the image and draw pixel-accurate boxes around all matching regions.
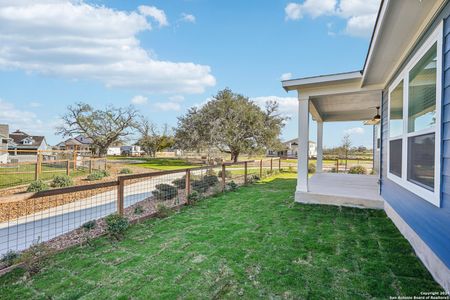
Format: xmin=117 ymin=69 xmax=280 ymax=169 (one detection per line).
xmin=380 ymin=11 xmax=450 ymax=268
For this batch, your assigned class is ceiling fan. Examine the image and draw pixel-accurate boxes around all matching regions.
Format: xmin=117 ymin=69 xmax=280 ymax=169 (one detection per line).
xmin=364 ymin=106 xmax=381 ymax=125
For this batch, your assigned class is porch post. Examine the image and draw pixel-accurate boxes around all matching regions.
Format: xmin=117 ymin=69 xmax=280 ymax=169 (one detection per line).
xmin=316 ymin=121 xmax=323 ymax=173
xmin=297 ymin=95 xmax=309 ymax=192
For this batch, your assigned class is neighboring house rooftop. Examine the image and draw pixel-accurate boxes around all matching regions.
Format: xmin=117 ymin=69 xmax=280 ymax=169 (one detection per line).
xmin=9 ymin=130 xmax=46 ymax=148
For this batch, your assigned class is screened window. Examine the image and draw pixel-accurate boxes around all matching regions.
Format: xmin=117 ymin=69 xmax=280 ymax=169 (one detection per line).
xmin=407 ymin=133 xmax=435 ymax=190
xmin=389 ymin=139 xmax=402 ymax=177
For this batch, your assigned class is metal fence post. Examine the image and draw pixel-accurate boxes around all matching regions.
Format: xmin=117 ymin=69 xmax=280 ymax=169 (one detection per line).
xmin=244 ymin=162 xmax=248 ymax=185
xmin=259 ymin=159 xmax=263 ymax=178
xmin=185 ymin=169 xmax=191 ymax=204
xmin=117 ymin=178 xmax=125 ymax=216
xmin=221 ymin=163 xmax=226 ymax=191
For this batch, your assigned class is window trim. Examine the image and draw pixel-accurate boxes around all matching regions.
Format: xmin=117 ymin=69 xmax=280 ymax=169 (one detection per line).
xmin=387 ymin=21 xmax=442 ymax=207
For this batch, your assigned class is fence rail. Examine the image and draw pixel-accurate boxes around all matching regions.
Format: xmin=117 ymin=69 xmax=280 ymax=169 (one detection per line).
xmin=0 ymin=158 xmax=281 ymax=256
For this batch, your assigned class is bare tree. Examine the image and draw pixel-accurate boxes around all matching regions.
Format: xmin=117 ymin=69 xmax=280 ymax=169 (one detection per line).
xmin=341 ymin=134 xmax=352 ymax=171
xmin=56 ymin=103 xmax=138 ymax=156
xmin=136 ymin=117 xmax=175 ymax=157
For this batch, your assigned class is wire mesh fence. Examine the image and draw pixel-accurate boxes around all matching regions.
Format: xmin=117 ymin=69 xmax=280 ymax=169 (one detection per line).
xmin=0 ymin=159 xmax=281 ymax=257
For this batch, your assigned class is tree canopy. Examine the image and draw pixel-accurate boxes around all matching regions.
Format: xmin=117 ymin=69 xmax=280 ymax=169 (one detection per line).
xmin=56 ymin=103 xmax=138 ymax=156
xmin=136 ymin=118 xmax=175 ymax=157
xmin=175 ymin=88 xmax=286 ymax=162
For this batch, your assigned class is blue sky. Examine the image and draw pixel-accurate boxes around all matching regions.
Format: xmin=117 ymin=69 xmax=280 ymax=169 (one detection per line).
xmin=0 ymin=0 xmax=380 ymax=148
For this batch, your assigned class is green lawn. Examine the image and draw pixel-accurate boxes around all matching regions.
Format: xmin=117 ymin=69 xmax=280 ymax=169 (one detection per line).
xmin=0 ymin=173 xmax=442 ymax=299
xmin=109 ymin=157 xmax=199 ymax=170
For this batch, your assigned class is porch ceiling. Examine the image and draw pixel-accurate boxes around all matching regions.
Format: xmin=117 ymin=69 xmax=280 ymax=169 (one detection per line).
xmin=310 ymin=90 xmax=381 ymax=122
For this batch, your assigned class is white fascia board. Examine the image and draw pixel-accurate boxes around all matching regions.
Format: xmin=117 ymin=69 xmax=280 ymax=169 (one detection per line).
xmin=282 ymin=71 xmax=362 ymax=92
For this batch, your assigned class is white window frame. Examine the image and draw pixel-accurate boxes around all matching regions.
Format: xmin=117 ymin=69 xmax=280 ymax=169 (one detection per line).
xmin=387 ymin=21 xmax=442 ymax=207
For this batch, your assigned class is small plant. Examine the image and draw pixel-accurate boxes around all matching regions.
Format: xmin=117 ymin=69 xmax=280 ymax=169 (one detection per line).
xmin=134 ymin=205 xmax=144 ymax=215
xmin=348 ymin=165 xmax=367 ymax=175
xmin=187 ymin=191 xmax=201 ymax=204
xmin=226 ymin=181 xmax=238 ymax=192
xmin=26 ymin=180 xmax=49 ymax=192
xmin=82 ymin=220 xmax=96 ymax=231
xmin=119 ymin=168 xmax=132 ymax=174
xmin=191 ymin=179 xmax=208 ymax=193
xmin=308 ymin=163 xmax=316 ymax=174
xmin=172 ymin=177 xmax=187 ymax=189
xmin=155 ymin=204 xmax=173 ymax=218
xmin=152 ymin=184 xmax=178 ymax=200
xmin=203 ymin=175 xmax=219 ymax=187
xmin=288 ymin=165 xmax=294 ymax=172
xmin=51 ymin=175 xmax=73 ymax=188
xmin=105 ymin=214 xmax=129 ymax=239
xmin=19 ymin=241 xmax=53 ymax=276
xmin=218 ymin=170 xmax=232 ymax=178
xmin=1 ymin=250 xmax=20 ymax=267
xmin=87 ymin=171 xmax=104 ymax=181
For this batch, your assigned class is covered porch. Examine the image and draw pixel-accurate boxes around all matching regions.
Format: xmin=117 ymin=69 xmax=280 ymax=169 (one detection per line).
xmin=283 ymin=71 xmax=384 ymax=209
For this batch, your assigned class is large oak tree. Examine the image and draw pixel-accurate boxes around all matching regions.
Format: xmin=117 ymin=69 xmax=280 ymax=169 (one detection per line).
xmin=56 ymin=103 xmax=138 ymax=156
xmin=175 ymin=88 xmax=286 ymax=162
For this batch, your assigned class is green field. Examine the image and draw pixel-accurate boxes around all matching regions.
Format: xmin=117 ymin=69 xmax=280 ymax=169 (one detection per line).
xmin=108 ymin=157 xmax=200 ymax=170
xmin=0 ymin=163 xmax=88 ymax=189
xmin=0 ymin=173 xmax=442 ymax=299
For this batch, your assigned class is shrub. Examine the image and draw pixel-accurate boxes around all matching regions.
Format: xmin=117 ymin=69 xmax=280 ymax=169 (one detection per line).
xmin=172 ymin=177 xmax=186 ymax=189
xmin=87 ymin=171 xmax=104 ymax=181
xmin=348 ymin=165 xmax=367 ymax=175
xmin=152 ymin=184 xmax=178 ymax=200
xmin=205 ymin=169 xmax=217 ymax=176
xmin=308 ymin=163 xmax=316 ymax=174
xmin=248 ymin=174 xmax=260 ymax=183
xmin=134 ymin=205 xmax=144 ymax=215
xmin=155 ymin=204 xmax=173 ymax=218
xmin=119 ymin=168 xmax=132 ymax=174
xmin=26 ymin=180 xmax=49 ymax=192
xmin=82 ymin=220 xmax=96 ymax=231
xmin=218 ymin=170 xmax=232 ymax=178
xmin=105 ymin=214 xmax=129 ymax=239
xmin=100 ymin=169 xmax=110 ymax=177
xmin=203 ymin=175 xmax=219 ymax=187
xmin=187 ymin=191 xmax=201 ymax=204
xmin=51 ymin=175 xmax=73 ymax=188
xmin=1 ymin=250 xmax=19 ymax=267
xmin=226 ymin=181 xmax=238 ymax=192
xmin=191 ymin=180 xmax=208 ymax=193
xmin=19 ymin=242 xmax=53 ymax=276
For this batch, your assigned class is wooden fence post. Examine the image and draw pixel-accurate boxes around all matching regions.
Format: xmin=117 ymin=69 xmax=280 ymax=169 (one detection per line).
xmin=185 ymin=169 xmax=191 ymax=204
xmin=66 ymin=160 xmax=70 ymax=176
xmin=259 ymin=159 xmax=263 ymax=178
xmin=221 ymin=164 xmax=226 ymax=191
xmin=278 ymin=158 xmax=281 ymax=171
xmin=35 ymin=153 xmax=42 ymax=180
xmin=244 ymin=162 xmax=248 ymax=185
xmin=34 ymin=163 xmax=39 ymax=180
xmin=89 ymin=159 xmax=92 ymax=174
xmin=117 ymin=178 xmax=125 ymax=216
xmin=270 ymin=158 xmax=273 ymax=172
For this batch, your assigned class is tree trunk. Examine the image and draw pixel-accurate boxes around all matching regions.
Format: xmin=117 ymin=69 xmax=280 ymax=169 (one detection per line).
xmin=231 ymin=152 xmax=239 ymax=163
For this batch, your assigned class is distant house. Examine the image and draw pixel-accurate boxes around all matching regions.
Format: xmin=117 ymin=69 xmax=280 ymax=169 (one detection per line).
xmin=8 ymin=130 xmax=47 ymax=153
xmin=0 ymin=124 xmax=9 ymax=163
xmin=56 ymin=135 xmax=93 ymax=152
xmin=120 ymin=145 xmax=142 ymax=156
xmin=267 ymin=139 xmax=317 ymax=158
xmin=107 ymin=146 xmax=121 ymax=156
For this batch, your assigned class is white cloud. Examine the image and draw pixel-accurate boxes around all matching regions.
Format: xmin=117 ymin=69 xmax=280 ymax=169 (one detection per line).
xmin=138 ymin=5 xmax=168 ymax=27
xmin=153 ymin=102 xmax=181 ymax=111
xmin=180 ymin=13 xmax=196 ymax=23
xmin=0 ymin=1 xmax=215 ymax=94
xmin=168 ymin=95 xmax=185 ymax=102
xmin=285 ymin=0 xmax=380 ymax=38
xmin=280 ymin=72 xmax=293 ymax=81
xmin=344 ymin=14 xmax=377 ymax=37
xmin=0 ymin=98 xmax=60 ymax=136
xmin=29 ymin=102 xmax=42 ymax=108
xmin=344 ymin=127 xmax=365 ymax=135
xmin=131 ymin=95 xmax=148 ymax=105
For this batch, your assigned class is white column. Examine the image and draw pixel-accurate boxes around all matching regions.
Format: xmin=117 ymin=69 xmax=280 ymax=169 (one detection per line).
xmin=316 ymin=121 xmax=323 ymax=173
xmin=297 ymin=96 xmax=309 ymax=192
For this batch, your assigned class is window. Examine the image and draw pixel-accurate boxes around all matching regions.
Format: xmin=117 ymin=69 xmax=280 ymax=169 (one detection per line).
xmin=387 ymin=22 xmax=442 ymax=207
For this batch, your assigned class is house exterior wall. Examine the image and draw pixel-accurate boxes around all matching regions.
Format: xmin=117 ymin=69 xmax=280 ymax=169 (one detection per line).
xmin=380 ymin=3 xmax=450 ymax=273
